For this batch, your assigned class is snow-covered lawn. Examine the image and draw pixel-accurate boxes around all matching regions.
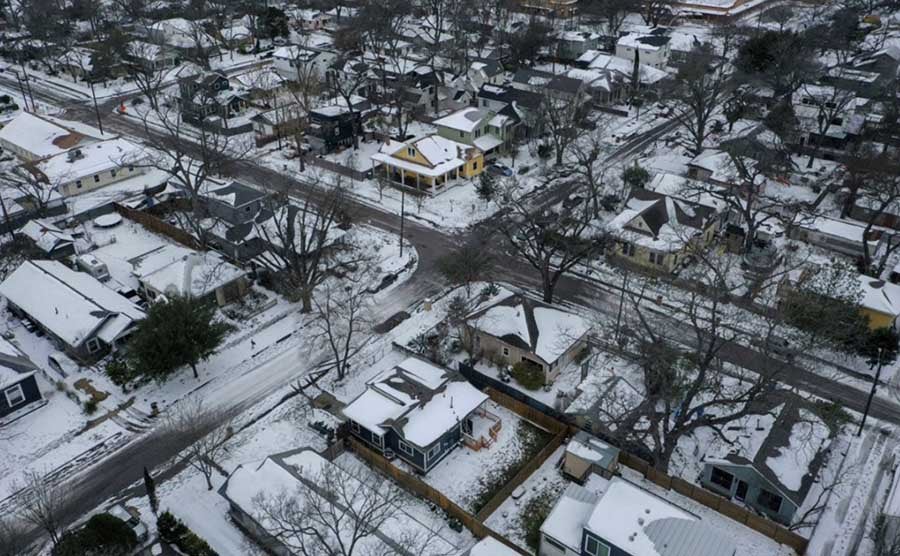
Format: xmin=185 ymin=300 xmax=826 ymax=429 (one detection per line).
xmin=404 ymin=402 xmax=554 ymax=514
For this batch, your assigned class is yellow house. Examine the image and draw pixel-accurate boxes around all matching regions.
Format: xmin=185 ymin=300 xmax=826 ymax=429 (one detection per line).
xmin=858 ymin=275 xmax=900 ymax=330
xmin=371 ymin=135 xmax=484 ymax=195
xmin=607 ymin=188 xmax=719 ymax=273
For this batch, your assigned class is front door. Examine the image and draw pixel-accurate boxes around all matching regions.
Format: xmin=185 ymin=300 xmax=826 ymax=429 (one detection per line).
xmin=735 ymin=480 xmax=749 ymax=501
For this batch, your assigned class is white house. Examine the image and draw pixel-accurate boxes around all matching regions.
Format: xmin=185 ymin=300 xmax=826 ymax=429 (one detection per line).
xmin=272 ymin=45 xmax=336 ymax=81
xmin=0 ymin=112 xmax=107 ymax=162
xmin=31 ymin=138 xmax=146 ymax=197
xmin=615 ymin=32 xmax=672 ymax=70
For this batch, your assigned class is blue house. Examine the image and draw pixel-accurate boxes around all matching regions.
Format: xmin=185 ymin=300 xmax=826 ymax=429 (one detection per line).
xmin=539 ymin=478 xmax=736 ymax=556
xmin=341 ymin=357 xmax=492 ymax=474
xmin=700 ymin=400 xmax=833 ymax=526
xmin=0 ymin=338 xmax=44 ymax=421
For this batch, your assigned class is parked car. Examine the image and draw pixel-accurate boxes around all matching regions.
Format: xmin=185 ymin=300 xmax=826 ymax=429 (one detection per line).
xmin=47 ymin=352 xmax=79 ymax=378
xmin=108 ymin=504 xmax=149 ymax=542
xmin=487 ymin=162 xmax=513 ymax=177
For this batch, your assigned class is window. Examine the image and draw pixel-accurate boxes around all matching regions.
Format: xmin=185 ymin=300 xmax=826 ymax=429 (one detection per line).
xmin=583 ymin=536 xmax=610 ymax=556
xmin=86 ymin=338 xmax=102 ymax=354
xmin=709 ymin=467 xmax=734 ymax=491
xmin=649 ymin=251 xmax=665 ymax=265
xmin=473 ymin=161 xmax=478 ymax=171
xmin=128 ymin=166 xmax=134 ymax=172
xmin=482 ymin=99 xmax=488 ymax=107
xmin=93 ymin=174 xmax=100 ymax=183
xmin=350 ymin=421 xmax=360 ymax=433
xmin=110 ymin=169 xmax=117 ymax=178
xmin=757 ymin=489 xmax=783 ymax=513
xmin=372 ymin=434 xmax=384 ymax=448
xmin=407 ymin=147 xmax=416 ymax=158
xmin=502 ymin=347 xmax=510 ymax=357
xmin=398 ymin=439 xmax=415 ymax=457
xmin=4 ymin=384 xmax=25 ymax=406
xmin=459 ymin=130 xmax=465 ymax=138
xmin=75 ymin=180 xmax=83 ymax=189
xmin=427 ymin=444 xmax=441 ymax=460
xmin=621 ymin=242 xmax=635 ymax=257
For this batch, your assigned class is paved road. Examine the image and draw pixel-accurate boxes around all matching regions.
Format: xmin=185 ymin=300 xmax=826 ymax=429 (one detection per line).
xmin=7 ymin=77 xmax=900 ymax=549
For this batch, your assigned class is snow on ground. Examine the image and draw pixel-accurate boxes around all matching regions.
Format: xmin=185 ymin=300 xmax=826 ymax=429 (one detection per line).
xmin=483 ymin=445 xmax=567 ymax=551
xmin=404 ymin=401 xmax=550 ymax=513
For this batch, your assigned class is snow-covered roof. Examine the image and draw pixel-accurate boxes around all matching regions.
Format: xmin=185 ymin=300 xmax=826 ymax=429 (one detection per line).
xmin=566 ymin=431 xmax=619 ymax=469
xmin=372 ymin=135 xmax=475 ymax=178
xmin=0 ymin=112 xmax=106 ymax=161
xmin=130 ymin=245 xmax=246 ymax=299
xmin=33 ymin=138 xmax=142 ymax=186
xmin=585 ymin=478 xmax=735 ymax=556
xmin=705 ymin=398 xmax=832 ymax=508
xmin=20 ymin=218 xmax=74 ymax=253
xmin=617 ymin=32 xmax=671 ymax=51
xmin=647 ymin=173 xmax=725 ymax=211
xmin=466 ymin=294 xmax=591 ymax=365
xmin=0 ymin=337 xmax=37 ymax=390
xmin=432 ymin=107 xmax=488 ymax=132
xmin=606 ymin=188 xmax=717 ymax=252
xmin=540 ymin=483 xmax=598 ymax=550
xmin=857 ymin=276 xmax=900 ymax=317
xmin=0 ymin=260 xmax=145 ymax=348
xmin=342 ymin=357 xmax=488 ymax=447
xmin=795 ymin=215 xmax=873 ymax=247
xmin=581 ymin=53 xmax=669 ymax=84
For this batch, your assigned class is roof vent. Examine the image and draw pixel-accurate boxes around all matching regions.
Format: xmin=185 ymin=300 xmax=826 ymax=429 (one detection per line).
xmin=637 ymin=518 xmax=644 ymax=526
xmin=645 ymin=508 xmax=651 ymax=514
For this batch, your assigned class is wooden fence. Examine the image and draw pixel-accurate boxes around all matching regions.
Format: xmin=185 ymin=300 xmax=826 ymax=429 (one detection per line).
xmin=347 ymin=438 xmax=530 ymax=556
xmin=113 ymin=202 xmax=200 ymax=250
xmin=618 ymin=452 xmax=809 ymax=554
xmin=482 ymin=386 xmax=568 ymax=435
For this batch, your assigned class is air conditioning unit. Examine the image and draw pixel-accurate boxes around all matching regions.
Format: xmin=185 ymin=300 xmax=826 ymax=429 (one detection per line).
xmin=383 ymin=449 xmax=396 ymax=461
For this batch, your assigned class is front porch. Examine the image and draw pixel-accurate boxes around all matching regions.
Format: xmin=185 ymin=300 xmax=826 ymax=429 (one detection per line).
xmin=462 ymin=406 xmax=502 ymax=450
xmin=378 ymin=164 xmax=462 ymax=196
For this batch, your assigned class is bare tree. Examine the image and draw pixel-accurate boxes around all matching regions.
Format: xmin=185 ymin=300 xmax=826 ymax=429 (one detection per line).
xmin=256 ymin=185 xmax=362 ymax=312
xmin=127 ymin=102 xmax=253 ymax=247
xmin=641 ymin=0 xmax=673 ymax=26
xmin=253 ymin=461 xmax=451 ymax=556
xmin=0 ymin=516 xmax=33 ymax=556
xmin=16 ymin=471 xmax=69 ymax=549
xmin=329 ymin=59 xmax=371 ymax=150
xmin=0 ymin=168 xmax=61 ymax=218
xmin=871 ymin=513 xmax=900 ymax=556
xmin=436 ymin=235 xmax=495 ymax=296
xmin=308 ymin=282 xmax=371 ymax=382
xmin=796 ymin=82 xmax=858 ymax=168
xmin=123 ymin=41 xmax=169 ymax=111
xmin=162 ymin=399 xmax=233 ymax=490
xmin=669 ymin=44 xmax=728 ymax=156
xmin=534 ymin=86 xmax=590 ymax=166
xmin=853 ymin=151 xmax=900 ymax=275
xmin=495 ymin=178 xmax=605 ymax=303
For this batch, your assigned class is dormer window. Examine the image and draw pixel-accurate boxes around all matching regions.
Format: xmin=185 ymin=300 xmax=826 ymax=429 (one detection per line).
xmin=407 ymin=147 xmax=416 ymax=157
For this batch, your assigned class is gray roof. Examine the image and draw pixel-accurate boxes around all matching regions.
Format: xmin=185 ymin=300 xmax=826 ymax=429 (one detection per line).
xmin=206 ymin=181 xmax=268 ymax=207
xmin=645 ymin=517 xmax=736 ymax=556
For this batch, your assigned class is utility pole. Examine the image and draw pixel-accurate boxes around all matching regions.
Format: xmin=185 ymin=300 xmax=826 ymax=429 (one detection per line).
xmin=399 ymin=184 xmax=405 ymax=257
xmin=89 ymin=80 xmax=104 ymax=135
xmin=13 ymin=70 xmax=29 ymax=112
xmin=18 ymin=57 xmax=35 ymax=112
xmin=857 ymin=348 xmax=884 ymax=437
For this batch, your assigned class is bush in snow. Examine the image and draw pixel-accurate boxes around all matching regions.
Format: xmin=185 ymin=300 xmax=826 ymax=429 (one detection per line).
xmin=511 ymin=361 xmax=544 ymax=391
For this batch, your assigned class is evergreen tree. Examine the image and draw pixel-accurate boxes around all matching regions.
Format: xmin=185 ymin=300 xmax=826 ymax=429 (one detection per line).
xmin=127 ymin=296 xmax=230 ymax=381
xmin=476 ymin=172 xmax=495 ymax=203
xmin=631 ymin=47 xmax=640 ymax=93
xmin=622 ymin=163 xmax=651 ymax=190
xmin=143 ymin=467 xmax=158 ymax=516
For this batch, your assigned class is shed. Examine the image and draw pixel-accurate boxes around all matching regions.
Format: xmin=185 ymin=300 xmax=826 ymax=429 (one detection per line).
xmin=564 ymin=431 xmax=620 ymax=481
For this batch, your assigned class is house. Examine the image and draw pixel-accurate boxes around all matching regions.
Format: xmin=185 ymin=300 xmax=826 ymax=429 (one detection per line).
xmin=791 ymin=84 xmax=865 ymax=156
xmin=220 ymin=447 xmax=459 ymax=555
xmin=148 ymin=18 xmax=216 ymax=57
xmin=606 ymin=188 xmax=720 ymax=273
xmin=539 ymin=478 xmax=736 ymax=556
xmin=289 ymin=9 xmax=331 ymax=31
xmin=519 ymin=0 xmax=579 ymax=18
xmin=0 ymin=337 xmax=43 ymax=421
xmin=30 ymin=137 xmax=146 ymax=197
xmin=372 ymin=134 xmax=485 ymax=195
xmin=271 ymin=45 xmax=336 ymax=81
xmin=856 ymin=275 xmax=900 ymax=330
xmin=463 ymin=293 xmax=591 ymax=384
xmin=128 ymin=245 xmax=248 ymax=306
xmin=231 ymin=68 xmax=286 ymax=101
xmin=200 ymin=181 xmax=268 ymax=225
xmin=563 ymin=431 xmax=620 ymax=482
xmin=306 ymin=96 xmax=371 ymax=154
xmin=251 ymin=104 xmax=305 ymax=147
xmin=19 ymin=218 xmax=75 ymax=259
xmin=125 ymin=41 xmax=178 ymax=72
xmin=615 ymin=31 xmax=672 ymax=70
xmin=433 ymin=107 xmax=516 ymax=158
xmin=341 ymin=357 xmax=494 ymax=474
xmin=788 ymin=215 xmax=879 ymax=259
xmin=178 ymin=71 xmax=249 ymax=126
xmin=557 ymin=31 xmax=602 ymax=61
xmin=701 ymin=399 xmax=833 ymax=526
xmin=476 ymin=84 xmax=541 ymax=136
xmin=574 ymin=51 xmax=669 ymax=93
xmin=0 ymin=260 xmax=146 ymax=361
xmin=219 ymin=23 xmax=252 ymax=50
xmin=0 ymin=112 xmax=107 ymax=163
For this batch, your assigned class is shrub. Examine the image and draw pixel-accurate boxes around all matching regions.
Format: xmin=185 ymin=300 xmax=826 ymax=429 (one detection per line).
xmin=53 ymin=513 xmax=137 ymax=556
xmin=83 ymin=399 xmax=99 ymax=415
xmin=157 ymin=511 xmax=218 ymax=556
xmin=510 ymin=361 xmax=544 ymax=391
xmin=537 ymin=144 xmax=552 ymax=159
xmin=105 ymin=358 xmax=134 ymax=387
xmin=520 ymin=489 xmax=559 ymax=550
